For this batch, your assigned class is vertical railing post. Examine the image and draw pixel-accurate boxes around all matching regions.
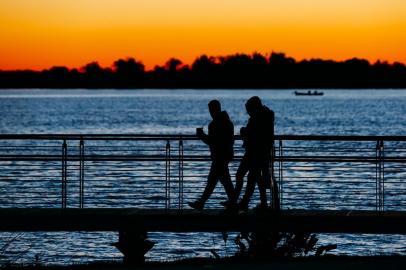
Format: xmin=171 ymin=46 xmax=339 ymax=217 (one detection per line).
xmin=178 ymin=137 xmax=184 ymax=211
xmin=79 ymin=137 xmax=85 ymax=208
xmin=61 ymin=139 xmax=67 ymax=208
xmin=381 ymin=140 xmax=385 ymax=211
xmin=376 ymin=140 xmax=385 ymax=212
xmin=278 ymin=140 xmax=283 ymax=210
xmin=165 ymin=140 xmax=171 ymax=209
xmin=375 ymin=141 xmax=380 ymax=212
xmin=269 ymin=140 xmax=274 ymax=208
xmin=375 ymin=140 xmax=379 ymax=212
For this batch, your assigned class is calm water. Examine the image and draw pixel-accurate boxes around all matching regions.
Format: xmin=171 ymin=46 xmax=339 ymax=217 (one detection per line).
xmin=0 ymin=89 xmax=406 ymax=265
xmin=1 ymin=89 xmax=406 ymax=135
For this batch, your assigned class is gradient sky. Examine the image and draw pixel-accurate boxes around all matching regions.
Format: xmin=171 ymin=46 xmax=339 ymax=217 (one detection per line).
xmin=0 ymin=0 xmax=405 ymax=70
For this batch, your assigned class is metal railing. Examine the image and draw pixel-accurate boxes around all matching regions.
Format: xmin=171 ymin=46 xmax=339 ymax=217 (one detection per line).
xmin=0 ymin=134 xmax=405 ymax=211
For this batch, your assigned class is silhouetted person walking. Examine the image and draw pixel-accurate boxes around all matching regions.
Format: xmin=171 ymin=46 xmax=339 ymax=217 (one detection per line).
xmin=236 ymin=96 xmax=277 ymax=210
xmin=188 ymin=100 xmax=235 ymax=210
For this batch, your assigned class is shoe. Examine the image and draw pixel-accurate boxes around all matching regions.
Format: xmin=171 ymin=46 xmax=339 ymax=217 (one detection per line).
xmin=220 ymin=200 xmax=238 ymax=211
xmin=253 ymin=203 xmax=268 ymax=211
xmin=220 ymin=200 xmax=228 ymax=207
xmin=237 ymin=202 xmax=249 ymax=212
xmin=271 ymin=199 xmax=281 ymax=211
xmin=188 ymin=201 xmax=204 ymax=210
xmin=220 ymin=200 xmax=236 ymax=208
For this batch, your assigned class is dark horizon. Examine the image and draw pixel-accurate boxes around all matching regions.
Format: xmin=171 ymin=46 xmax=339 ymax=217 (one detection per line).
xmin=1 ymin=52 xmax=406 ymax=89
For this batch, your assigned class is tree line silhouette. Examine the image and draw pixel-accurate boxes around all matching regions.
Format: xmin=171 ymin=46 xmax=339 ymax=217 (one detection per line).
xmin=1 ymin=52 xmax=405 ymax=88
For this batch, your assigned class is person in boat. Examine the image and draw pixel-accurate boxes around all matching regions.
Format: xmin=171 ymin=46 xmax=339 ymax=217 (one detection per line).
xmin=188 ymin=100 xmax=236 ymax=210
xmin=236 ymin=96 xmax=277 ymax=211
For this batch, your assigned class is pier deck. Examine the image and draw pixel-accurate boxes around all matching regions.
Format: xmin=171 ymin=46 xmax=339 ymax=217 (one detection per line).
xmin=1 ymin=208 xmax=406 ymax=234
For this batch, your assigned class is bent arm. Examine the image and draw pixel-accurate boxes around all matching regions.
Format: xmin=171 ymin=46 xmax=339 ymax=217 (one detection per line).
xmin=198 ymin=133 xmax=210 ymax=145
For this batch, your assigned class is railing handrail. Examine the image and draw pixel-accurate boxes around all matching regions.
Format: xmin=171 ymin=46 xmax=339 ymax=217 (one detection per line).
xmin=1 ymin=155 xmax=405 ymax=163
xmin=1 ymin=134 xmax=406 ymax=141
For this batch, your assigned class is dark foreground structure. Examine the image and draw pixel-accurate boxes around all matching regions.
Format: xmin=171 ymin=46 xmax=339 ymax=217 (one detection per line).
xmin=1 ymin=208 xmax=406 ymax=264
xmin=4 ymin=256 xmax=406 ymax=270
xmin=1 ymin=208 xmax=406 ymax=234
xmin=0 ymin=134 xmax=405 ymax=264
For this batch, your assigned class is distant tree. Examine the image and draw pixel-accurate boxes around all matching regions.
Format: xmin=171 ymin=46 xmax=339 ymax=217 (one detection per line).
xmin=393 ymin=62 xmax=406 ymax=70
xmin=165 ymin=58 xmax=183 ymax=72
xmin=113 ymin=58 xmax=145 ymax=87
xmin=43 ymin=66 xmax=71 ymax=85
xmin=81 ymin=62 xmax=104 ymax=75
xmin=344 ymin=58 xmax=370 ymax=68
xmin=113 ymin=58 xmax=145 ymax=76
xmin=223 ymin=54 xmax=253 ymax=71
xmin=45 ymin=66 xmax=70 ymax=76
xmin=269 ymin=52 xmax=296 ymax=66
xmin=152 ymin=65 xmax=165 ymax=73
xmin=78 ymin=62 xmax=114 ymax=88
xmin=267 ymin=52 xmax=297 ymax=87
xmin=191 ymin=55 xmax=217 ymax=73
xmin=252 ymin=53 xmax=268 ymax=68
xmin=191 ymin=55 xmax=222 ymax=87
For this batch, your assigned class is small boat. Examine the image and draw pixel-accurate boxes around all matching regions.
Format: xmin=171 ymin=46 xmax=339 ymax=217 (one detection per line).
xmin=294 ymin=90 xmax=324 ymax=96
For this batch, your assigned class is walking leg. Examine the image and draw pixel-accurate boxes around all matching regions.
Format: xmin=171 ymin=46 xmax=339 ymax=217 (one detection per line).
xmin=235 ymin=155 xmax=249 ymax=202
xmin=256 ymin=169 xmax=268 ymax=207
xmin=271 ymin=175 xmax=280 ymax=210
xmin=199 ymin=162 xmax=219 ymax=204
xmin=239 ymin=170 xmax=256 ymax=209
xmin=219 ymin=163 xmax=235 ymax=203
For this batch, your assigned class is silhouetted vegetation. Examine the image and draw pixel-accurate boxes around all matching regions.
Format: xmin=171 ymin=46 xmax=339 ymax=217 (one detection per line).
xmin=234 ymin=232 xmax=336 ymax=259
xmin=1 ymin=53 xmax=406 ymax=88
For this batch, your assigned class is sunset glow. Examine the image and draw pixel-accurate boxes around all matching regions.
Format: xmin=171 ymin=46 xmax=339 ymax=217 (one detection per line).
xmin=1 ymin=0 xmax=405 ymax=70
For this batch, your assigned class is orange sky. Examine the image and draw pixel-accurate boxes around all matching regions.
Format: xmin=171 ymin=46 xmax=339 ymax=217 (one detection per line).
xmin=0 ymin=0 xmax=405 ymax=71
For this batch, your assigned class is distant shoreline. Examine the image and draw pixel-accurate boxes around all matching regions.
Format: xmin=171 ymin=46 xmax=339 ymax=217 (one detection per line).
xmin=1 ymin=53 xmax=405 ymax=89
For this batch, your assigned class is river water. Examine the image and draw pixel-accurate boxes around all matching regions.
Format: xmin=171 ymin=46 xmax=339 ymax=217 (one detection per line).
xmin=0 ymin=89 xmax=405 ymax=265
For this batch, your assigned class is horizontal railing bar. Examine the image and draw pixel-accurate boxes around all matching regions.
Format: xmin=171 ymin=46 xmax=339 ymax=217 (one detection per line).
xmin=1 ymin=134 xmax=406 ymax=141
xmin=81 ymin=188 xmax=167 ymax=191
xmin=282 ymin=146 xmax=375 ymax=149
xmin=275 ymin=186 xmax=375 ymax=190
xmin=0 ymin=178 xmax=389 ymax=182
xmin=2 ymin=155 xmax=406 ymax=163
xmin=0 ymin=198 xmax=60 ymax=200
xmin=193 ymin=180 xmax=375 ymax=184
xmin=281 ymin=192 xmax=376 ymax=196
xmin=277 ymin=171 xmax=376 ymax=174
xmin=281 ymin=164 xmax=376 ymax=167
xmin=0 ymin=189 xmax=61 ymax=192
xmin=282 ymin=197 xmax=375 ymax=201
xmin=0 ymin=178 xmax=381 ymax=184
xmin=279 ymin=175 xmax=376 ymax=178
xmin=282 ymin=149 xmax=376 ymax=153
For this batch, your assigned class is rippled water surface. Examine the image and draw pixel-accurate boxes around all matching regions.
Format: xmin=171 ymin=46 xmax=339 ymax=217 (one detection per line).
xmin=0 ymin=89 xmax=406 ymax=264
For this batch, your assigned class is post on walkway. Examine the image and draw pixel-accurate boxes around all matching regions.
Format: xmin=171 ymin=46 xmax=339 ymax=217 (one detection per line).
xmin=165 ymin=140 xmax=171 ymax=209
xmin=376 ymin=140 xmax=385 ymax=212
xmin=61 ymin=139 xmax=67 ymax=208
xmin=178 ymin=136 xmax=184 ymax=211
xmin=271 ymin=139 xmax=282 ymax=210
xmin=112 ymin=231 xmax=155 ymax=265
xmin=79 ymin=137 xmax=85 ymax=208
